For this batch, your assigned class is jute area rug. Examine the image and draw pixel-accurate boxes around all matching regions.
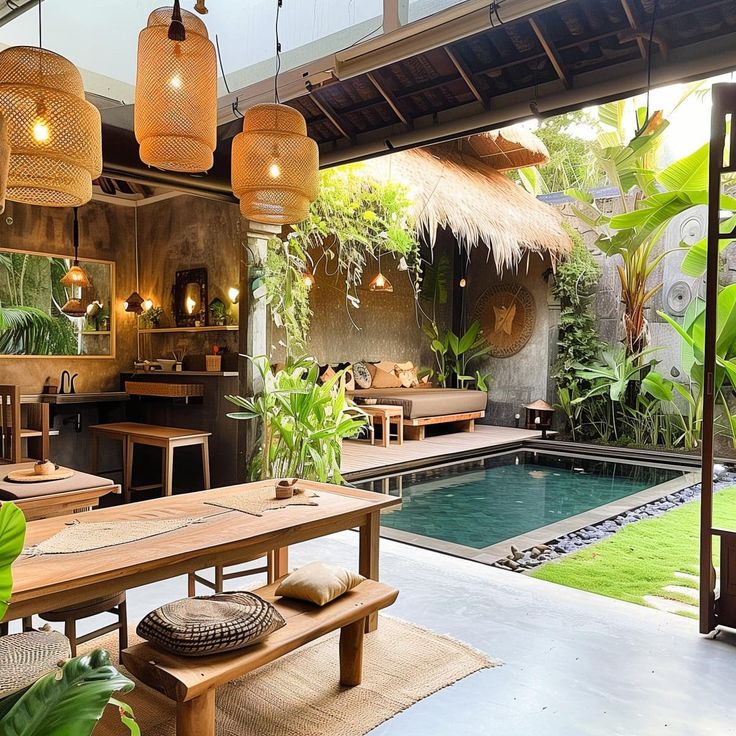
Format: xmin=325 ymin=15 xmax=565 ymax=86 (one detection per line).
xmin=93 ymin=616 xmax=498 ymax=736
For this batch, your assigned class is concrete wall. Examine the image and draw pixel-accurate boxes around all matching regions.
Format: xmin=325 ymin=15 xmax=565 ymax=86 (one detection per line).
xmin=0 ymin=199 xmax=137 ymax=393
xmin=463 ymin=250 xmax=556 ymax=426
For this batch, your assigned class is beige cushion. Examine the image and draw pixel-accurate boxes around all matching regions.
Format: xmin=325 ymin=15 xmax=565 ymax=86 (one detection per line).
xmin=343 ymin=365 xmax=356 ymax=391
xmin=319 ymin=365 xmax=336 ymax=383
xmin=376 ymin=360 xmax=400 ymax=374
xmin=396 ymin=366 xmax=419 ymax=388
xmin=394 ymin=361 xmax=414 ymax=371
xmin=275 ymin=562 xmax=365 ymax=606
xmin=371 ymin=366 xmax=402 ymax=388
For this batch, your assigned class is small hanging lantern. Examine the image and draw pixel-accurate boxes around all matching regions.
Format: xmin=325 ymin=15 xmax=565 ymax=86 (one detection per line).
xmin=231 ymin=103 xmax=319 ymax=225
xmin=0 ymin=113 xmax=9 ymax=214
xmin=524 ymin=399 xmax=554 ymax=438
xmin=0 ymin=46 xmax=102 ymax=207
xmin=135 ymin=2 xmax=217 ymax=172
xmin=368 ymin=248 xmax=393 ymax=293
xmin=61 ymin=208 xmax=90 ymax=317
xmin=124 ymin=291 xmax=145 ymax=315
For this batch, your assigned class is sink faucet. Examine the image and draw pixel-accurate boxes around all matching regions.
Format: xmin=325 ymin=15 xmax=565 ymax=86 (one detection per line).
xmin=59 ymin=370 xmax=70 ymax=395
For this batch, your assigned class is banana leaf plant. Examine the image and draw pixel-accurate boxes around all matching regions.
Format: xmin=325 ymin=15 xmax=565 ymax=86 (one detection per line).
xmin=0 ymin=503 xmax=25 ymax=621
xmin=226 ymin=356 xmax=366 ymax=483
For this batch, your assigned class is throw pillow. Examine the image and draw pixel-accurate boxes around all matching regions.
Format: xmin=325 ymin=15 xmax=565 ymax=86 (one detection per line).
xmin=334 ymin=362 xmax=355 ymax=391
xmin=396 ymin=366 xmax=419 ymax=388
xmin=371 ymin=365 xmax=402 ymax=388
xmin=353 ymin=361 xmax=373 ymax=389
xmin=394 ymin=361 xmax=414 ymax=371
xmin=318 ymin=365 xmax=336 ymax=383
xmin=275 ymin=562 xmax=365 ymax=606
xmin=137 ymin=592 xmax=286 ymax=656
xmin=376 ymin=360 xmax=400 ymax=374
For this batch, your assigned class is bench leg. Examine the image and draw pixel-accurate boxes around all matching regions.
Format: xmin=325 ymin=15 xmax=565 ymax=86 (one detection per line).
xmin=404 ymin=424 xmax=425 ymax=441
xmin=177 ymin=690 xmax=215 ymax=736
xmin=339 ymin=619 xmax=365 ymax=686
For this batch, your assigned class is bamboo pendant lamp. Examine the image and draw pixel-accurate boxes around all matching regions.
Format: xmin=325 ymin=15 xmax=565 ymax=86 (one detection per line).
xmin=135 ymin=3 xmax=217 ymax=172
xmin=231 ymin=103 xmax=319 ymax=225
xmin=0 ymin=47 xmax=102 ymax=207
xmin=0 ymin=113 xmax=9 ymax=214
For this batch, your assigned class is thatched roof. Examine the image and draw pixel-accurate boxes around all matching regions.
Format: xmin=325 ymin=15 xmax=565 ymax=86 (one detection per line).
xmin=363 ymin=144 xmax=571 ymax=270
xmin=464 ymin=127 xmax=551 ymax=171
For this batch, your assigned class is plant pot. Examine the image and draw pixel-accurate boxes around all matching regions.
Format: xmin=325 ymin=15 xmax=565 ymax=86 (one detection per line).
xmin=205 ymin=355 xmax=222 ymax=372
xmin=275 ymin=478 xmax=298 ymax=499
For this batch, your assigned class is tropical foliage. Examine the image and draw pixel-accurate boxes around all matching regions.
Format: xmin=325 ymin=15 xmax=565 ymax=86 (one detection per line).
xmin=422 ymin=319 xmax=492 ymax=389
xmin=226 ymin=356 xmax=366 ymax=483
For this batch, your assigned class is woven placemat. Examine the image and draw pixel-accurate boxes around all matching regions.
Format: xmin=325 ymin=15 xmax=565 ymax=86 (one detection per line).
xmin=5 ymin=466 xmax=74 ymax=483
xmin=206 ymin=486 xmax=319 ymax=517
xmin=22 ymin=516 xmax=205 ymax=557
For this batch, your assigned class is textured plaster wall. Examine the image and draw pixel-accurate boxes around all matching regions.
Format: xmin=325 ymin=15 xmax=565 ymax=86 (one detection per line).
xmin=463 ymin=250 xmax=556 ymax=426
xmin=0 ymin=199 xmax=137 ymax=393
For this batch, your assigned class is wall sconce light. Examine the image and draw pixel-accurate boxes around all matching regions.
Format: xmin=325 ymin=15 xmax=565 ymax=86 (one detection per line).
xmin=459 ymin=277 xmax=467 ymax=288
xmin=228 ymin=286 xmax=240 ymax=304
xmin=124 ymin=291 xmax=144 ymax=314
xmin=142 ymin=298 xmax=153 ymax=312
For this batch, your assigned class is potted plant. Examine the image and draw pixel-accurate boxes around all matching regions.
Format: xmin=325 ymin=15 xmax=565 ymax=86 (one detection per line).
xmin=139 ymin=305 xmax=164 ymax=329
xmin=209 ymin=298 xmax=226 ymax=326
xmin=0 ymin=504 xmax=138 ymax=735
xmin=226 ymin=356 xmax=366 ymax=482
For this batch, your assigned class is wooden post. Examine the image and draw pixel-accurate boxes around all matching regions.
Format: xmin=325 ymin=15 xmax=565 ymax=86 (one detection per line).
xmin=237 ymin=218 xmax=282 ymax=481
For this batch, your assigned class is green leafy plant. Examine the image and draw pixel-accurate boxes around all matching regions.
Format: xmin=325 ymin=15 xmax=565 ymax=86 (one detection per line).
xmin=208 ymin=298 xmax=226 ymax=326
xmin=138 ymin=305 xmax=163 ymax=329
xmin=226 ymin=356 xmax=366 ymax=483
xmin=553 ymin=225 xmax=602 ymax=394
xmin=0 ymin=503 xmax=25 ymax=621
xmin=445 ymin=320 xmax=493 ymax=389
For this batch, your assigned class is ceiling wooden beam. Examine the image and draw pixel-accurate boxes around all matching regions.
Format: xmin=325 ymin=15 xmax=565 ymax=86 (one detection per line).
xmin=619 ymin=0 xmax=647 ymax=59
xmin=445 ymin=46 xmax=488 ymax=109
xmin=367 ymin=71 xmax=411 ymax=126
xmin=529 ymin=16 xmax=571 ymax=89
xmin=309 ymin=90 xmax=355 ymax=142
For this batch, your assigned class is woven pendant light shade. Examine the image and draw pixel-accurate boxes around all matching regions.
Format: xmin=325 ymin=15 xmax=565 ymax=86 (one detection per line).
xmin=0 ymin=113 xmax=9 ymax=214
xmin=135 ymin=6 xmax=217 ymax=172
xmin=232 ymin=103 xmax=319 ymax=225
xmin=0 ymin=47 xmax=101 ymax=207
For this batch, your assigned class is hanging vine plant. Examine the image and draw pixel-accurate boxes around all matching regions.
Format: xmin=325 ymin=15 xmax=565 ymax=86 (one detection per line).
xmin=288 ymin=164 xmax=422 ymax=311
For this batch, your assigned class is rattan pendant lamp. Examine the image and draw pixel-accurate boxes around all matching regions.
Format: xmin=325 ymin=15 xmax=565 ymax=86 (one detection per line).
xmin=135 ymin=1 xmax=217 ymax=172
xmin=231 ymin=1 xmax=319 ymax=225
xmin=60 ymin=208 xmax=90 ymax=317
xmin=0 ymin=33 xmax=102 ymax=207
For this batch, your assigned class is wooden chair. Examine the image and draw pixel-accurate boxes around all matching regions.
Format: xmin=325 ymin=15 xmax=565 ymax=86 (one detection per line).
xmin=0 ymin=385 xmax=49 ymax=464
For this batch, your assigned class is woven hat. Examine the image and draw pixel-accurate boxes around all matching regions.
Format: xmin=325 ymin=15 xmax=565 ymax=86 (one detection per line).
xmin=137 ymin=591 xmax=286 ymax=657
xmin=0 ymin=628 xmax=71 ymax=698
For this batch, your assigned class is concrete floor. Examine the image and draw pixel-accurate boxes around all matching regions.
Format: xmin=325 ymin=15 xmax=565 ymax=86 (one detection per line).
xmin=110 ymin=531 xmax=736 ymax=736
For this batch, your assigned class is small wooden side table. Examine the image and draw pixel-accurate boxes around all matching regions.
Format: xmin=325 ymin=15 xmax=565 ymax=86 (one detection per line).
xmin=360 ymin=405 xmax=404 ymax=447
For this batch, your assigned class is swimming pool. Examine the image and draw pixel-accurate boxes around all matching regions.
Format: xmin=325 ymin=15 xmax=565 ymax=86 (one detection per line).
xmin=357 ymin=450 xmax=686 ymax=551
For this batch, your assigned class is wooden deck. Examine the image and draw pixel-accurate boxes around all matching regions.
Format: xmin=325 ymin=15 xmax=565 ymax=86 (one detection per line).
xmin=341 ymin=425 xmax=545 ymax=479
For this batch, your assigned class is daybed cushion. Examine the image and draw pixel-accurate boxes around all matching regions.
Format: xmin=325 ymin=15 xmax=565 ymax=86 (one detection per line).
xmin=137 ymin=591 xmax=286 ymax=657
xmin=350 ymin=388 xmax=487 ymax=419
xmin=0 ymin=464 xmax=114 ymax=500
xmin=275 ymin=562 xmax=365 ymax=606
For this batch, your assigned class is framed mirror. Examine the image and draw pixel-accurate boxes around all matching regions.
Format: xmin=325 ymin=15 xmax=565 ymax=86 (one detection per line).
xmin=174 ymin=268 xmax=208 ymax=327
xmin=0 ymin=248 xmax=115 ymax=357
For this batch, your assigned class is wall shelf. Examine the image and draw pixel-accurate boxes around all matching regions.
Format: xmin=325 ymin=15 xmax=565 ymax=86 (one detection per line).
xmin=138 ymin=325 xmax=239 ymax=334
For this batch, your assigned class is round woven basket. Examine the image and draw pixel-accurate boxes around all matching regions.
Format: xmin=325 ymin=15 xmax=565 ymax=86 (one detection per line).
xmin=5 ymin=466 xmax=74 ymax=483
xmin=0 ymin=629 xmax=71 ymax=698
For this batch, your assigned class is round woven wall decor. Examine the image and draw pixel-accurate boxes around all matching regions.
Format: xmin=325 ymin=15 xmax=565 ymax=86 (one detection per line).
xmin=0 ymin=46 xmax=102 ymax=207
xmin=474 ymin=282 xmax=536 ymax=358
xmin=135 ymin=6 xmax=217 ymax=172
xmin=231 ymin=103 xmax=319 ymax=225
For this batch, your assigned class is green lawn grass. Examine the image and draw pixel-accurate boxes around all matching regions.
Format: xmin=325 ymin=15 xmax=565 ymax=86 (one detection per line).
xmin=530 ymin=486 xmax=736 ymax=617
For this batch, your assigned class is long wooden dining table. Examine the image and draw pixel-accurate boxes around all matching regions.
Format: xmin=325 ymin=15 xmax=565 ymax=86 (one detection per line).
xmin=7 ymin=479 xmax=400 ymax=632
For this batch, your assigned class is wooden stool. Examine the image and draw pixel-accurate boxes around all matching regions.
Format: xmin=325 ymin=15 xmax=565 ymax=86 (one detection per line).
xmin=188 ymin=551 xmax=277 ymax=597
xmin=91 ymin=422 xmax=210 ymax=502
xmin=360 ymin=405 xmax=404 ymax=447
xmin=27 ymin=592 xmax=128 ymax=657
xmin=1 ymin=385 xmax=50 ymax=463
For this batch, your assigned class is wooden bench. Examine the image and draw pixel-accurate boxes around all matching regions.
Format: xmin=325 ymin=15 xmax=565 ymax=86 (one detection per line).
xmin=122 ymin=578 xmax=399 ymax=736
xmin=403 ymin=410 xmax=484 ymax=441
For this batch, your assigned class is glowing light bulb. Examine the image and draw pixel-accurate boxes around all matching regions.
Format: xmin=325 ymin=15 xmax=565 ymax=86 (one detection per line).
xmin=375 ymin=273 xmax=385 ymax=288
xmin=459 ymin=278 xmax=467 ymax=288
xmin=170 ymin=74 xmax=183 ymax=90
xmin=186 ymin=296 xmax=196 ymax=315
xmin=269 ymin=161 xmax=281 ymax=178
xmin=32 ymin=119 xmax=49 ymax=142
xmin=228 ymin=287 xmax=239 ymax=303
xmin=303 ymin=272 xmax=314 ymax=288
xmin=142 ymin=299 xmax=153 ymax=312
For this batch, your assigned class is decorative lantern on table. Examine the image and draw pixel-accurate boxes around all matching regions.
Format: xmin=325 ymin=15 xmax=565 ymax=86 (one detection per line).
xmin=524 ymin=399 xmax=554 ymax=438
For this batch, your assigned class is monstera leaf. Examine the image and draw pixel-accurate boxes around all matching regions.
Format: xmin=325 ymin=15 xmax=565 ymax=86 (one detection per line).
xmin=0 ymin=503 xmax=26 ymax=621
xmin=0 ymin=649 xmax=136 ymax=736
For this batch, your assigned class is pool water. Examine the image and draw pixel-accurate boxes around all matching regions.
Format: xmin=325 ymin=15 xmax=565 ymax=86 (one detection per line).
xmin=358 ymin=451 xmax=684 ymax=549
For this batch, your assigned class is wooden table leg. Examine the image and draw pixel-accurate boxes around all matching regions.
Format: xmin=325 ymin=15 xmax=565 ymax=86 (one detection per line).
xmin=201 ymin=437 xmax=211 ymax=489
xmin=270 ymin=547 xmax=289 ymax=581
xmin=359 ymin=510 xmax=380 ymax=632
xmin=177 ymin=690 xmax=215 ymax=736
xmin=162 ymin=444 xmax=174 ymax=497
xmin=91 ymin=431 xmax=99 ymax=473
xmin=339 ymin=619 xmax=365 ymax=686
xmin=124 ymin=436 xmax=134 ymax=504
xmin=382 ymin=414 xmax=390 ymax=447
xmin=396 ymin=415 xmax=403 ymax=445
